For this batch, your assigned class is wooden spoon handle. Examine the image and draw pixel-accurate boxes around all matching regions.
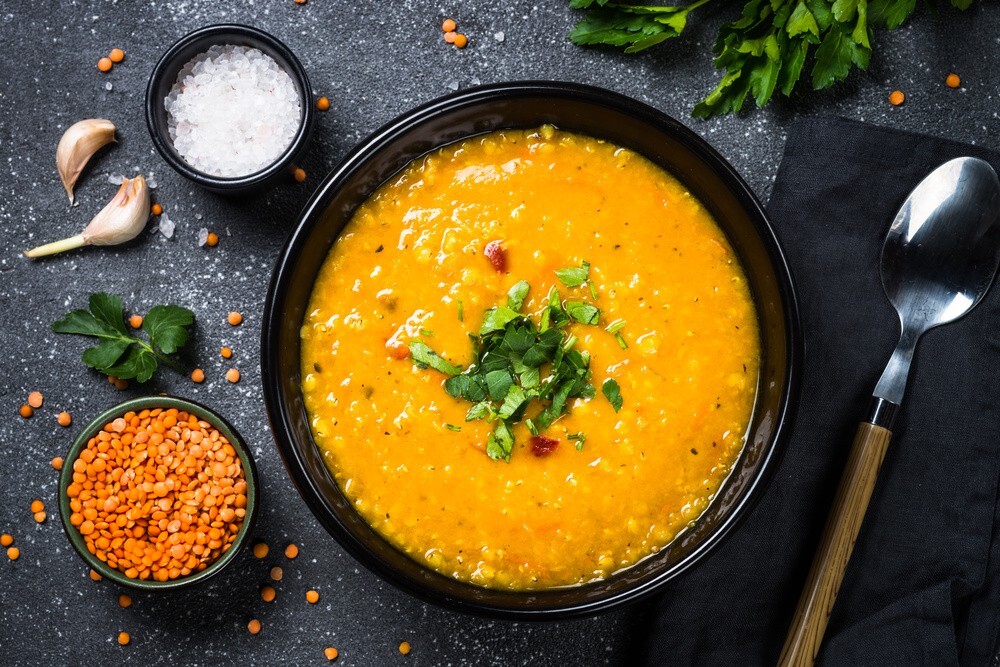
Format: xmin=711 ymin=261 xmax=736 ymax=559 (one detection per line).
xmin=777 ymin=421 xmax=894 ymax=667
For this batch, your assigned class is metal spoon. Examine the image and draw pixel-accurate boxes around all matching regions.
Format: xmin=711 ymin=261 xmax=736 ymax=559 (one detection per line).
xmin=779 ymin=157 xmax=1000 ymax=667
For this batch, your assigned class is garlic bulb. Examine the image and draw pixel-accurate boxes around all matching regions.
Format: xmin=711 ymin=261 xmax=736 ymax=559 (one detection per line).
xmin=56 ymin=119 xmax=117 ymax=205
xmin=25 ymin=176 xmax=150 ymax=258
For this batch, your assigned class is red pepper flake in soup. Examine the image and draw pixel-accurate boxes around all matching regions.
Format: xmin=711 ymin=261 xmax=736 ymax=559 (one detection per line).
xmin=530 ymin=435 xmax=559 ymax=457
xmin=484 ymin=240 xmax=507 ymax=273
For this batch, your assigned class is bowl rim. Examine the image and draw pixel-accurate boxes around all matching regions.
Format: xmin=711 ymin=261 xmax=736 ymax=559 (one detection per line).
xmin=144 ymin=22 xmax=314 ymax=190
xmin=261 ymin=80 xmax=802 ymax=618
xmin=57 ymin=395 xmax=259 ymax=590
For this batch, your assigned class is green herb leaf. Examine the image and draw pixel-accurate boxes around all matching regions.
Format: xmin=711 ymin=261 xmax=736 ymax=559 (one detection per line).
xmin=497 ymin=385 xmax=530 ymax=420
xmin=487 ymin=421 xmax=515 ymax=462
xmin=444 ymin=423 xmax=462 ymax=432
xmin=52 ymin=292 xmax=192 ymax=383
xmin=507 ymin=280 xmax=531 ymax=311
xmin=409 ymin=342 xmax=462 ymax=375
xmin=466 ymin=401 xmax=493 ymax=422
xmin=567 ymin=432 xmax=587 ymax=451
xmin=554 ymin=261 xmax=590 ymax=287
xmin=457 ymin=300 xmax=464 ymax=322
xmin=480 ymin=306 xmax=521 ymax=334
xmin=565 ymin=301 xmax=600 ymax=325
xmin=143 ymin=304 xmax=194 ymax=355
xmin=602 ymin=378 xmax=624 ymax=412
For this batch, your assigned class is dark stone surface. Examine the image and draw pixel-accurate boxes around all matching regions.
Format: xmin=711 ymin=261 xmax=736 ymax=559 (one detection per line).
xmin=0 ymin=1 xmax=996 ymax=665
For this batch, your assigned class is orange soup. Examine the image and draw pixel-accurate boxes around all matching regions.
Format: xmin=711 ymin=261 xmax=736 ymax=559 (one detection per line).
xmin=300 ymin=126 xmax=760 ymax=589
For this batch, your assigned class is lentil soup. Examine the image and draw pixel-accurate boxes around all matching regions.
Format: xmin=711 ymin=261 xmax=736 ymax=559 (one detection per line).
xmin=300 ymin=126 xmax=760 ymax=589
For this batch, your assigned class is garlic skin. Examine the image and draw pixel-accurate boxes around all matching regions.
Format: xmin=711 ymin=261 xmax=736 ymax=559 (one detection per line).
xmin=25 ymin=175 xmax=150 ymax=258
xmin=56 ymin=119 xmax=117 ymax=205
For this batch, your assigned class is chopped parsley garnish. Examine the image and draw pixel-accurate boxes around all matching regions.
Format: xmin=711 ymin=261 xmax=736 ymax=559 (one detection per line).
xmin=444 ymin=423 xmax=462 ymax=432
xmin=405 ymin=263 xmax=626 ymax=462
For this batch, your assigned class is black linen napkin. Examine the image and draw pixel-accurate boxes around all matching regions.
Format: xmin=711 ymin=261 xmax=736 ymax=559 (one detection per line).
xmin=639 ymin=116 xmax=1000 ymax=666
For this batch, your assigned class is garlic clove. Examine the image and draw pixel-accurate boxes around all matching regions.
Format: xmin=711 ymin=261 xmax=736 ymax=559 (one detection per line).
xmin=25 ymin=175 xmax=150 ymax=258
xmin=56 ymin=119 xmax=117 ymax=205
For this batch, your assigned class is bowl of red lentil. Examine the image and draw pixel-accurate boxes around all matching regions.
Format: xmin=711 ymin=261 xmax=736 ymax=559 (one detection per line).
xmin=57 ymin=396 xmax=259 ymax=590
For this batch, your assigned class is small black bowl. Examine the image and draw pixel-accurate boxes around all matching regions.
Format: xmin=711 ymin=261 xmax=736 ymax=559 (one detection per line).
xmin=262 ymin=82 xmax=802 ymax=619
xmin=145 ymin=24 xmax=314 ymax=195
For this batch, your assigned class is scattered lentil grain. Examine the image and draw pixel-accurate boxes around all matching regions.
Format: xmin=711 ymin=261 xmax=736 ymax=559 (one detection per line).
xmin=284 ymin=543 xmax=299 ymax=559
xmin=52 ymin=456 xmax=64 ymax=470
xmin=20 ymin=404 xmax=33 ymax=419
xmin=33 ymin=511 xmax=46 ymax=523
xmin=226 ymin=368 xmax=241 ymax=383
xmin=0 ymin=534 xmax=12 ymax=547
xmin=28 ymin=391 xmax=43 ymax=408
xmin=442 ymin=18 xmax=457 ymax=32
xmin=7 ymin=546 xmax=19 ymax=560
xmin=109 ymin=48 xmax=125 ymax=63
xmin=191 ymin=368 xmax=205 ymax=384
xmin=270 ymin=565 xmax=283 ymax=581
xmin=324 ymin=647 xmax=339 ymax=661
xmin=206 ymin=232 xmax=219 ymax=247
xmin=89 ymin=569 xmax=103 ymax=581
xmin=305 ymin=589 xmax=319 ymax=604
xmin=129 ymin=314 xmax=143 ymax=328
xmin=31 ymin=500 xmax=44 ymax=513
xmin=221 ymin=347 xmax=233 ymax=359
xmin=228 ymin=311 xmax=243 ymax=326
xmin=444 ymin=31 xmax=457 ymax=44
xmin=293 ymin=168 xmax=307 ymax=183
xmin=946 ymin=73 xmax=961 ymax=88
xmin=454 ymin=34 xmax=468 ymax=48
xmin=248 ymin=619 xmax=262 ymax=635
xmin=98 ymin=57 xmax=113 ymax=72
xmin=253 ymin=542 xmax=269 ymax=559
xmin=119 ymin=593 xmax=132 ymax=608
xmin=261 ymin=585 xmax=276 ymax=602
xmin=316 ymin=97 xmax=330 ymax=111
xmin=151 ymin=203 xmax=163 ymax=216
xmin=889 ymin=90 xmax=905 ymax=106
xmin=58 ymin=411 xmax=72 ymax=427
xmin=117 ymin=632 xmax=130 ymax=646
xmin=399 ymin=641 xmax=411 ymax=655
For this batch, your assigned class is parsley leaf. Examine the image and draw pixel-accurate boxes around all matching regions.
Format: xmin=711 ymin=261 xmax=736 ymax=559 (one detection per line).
xmin=565 ymin=301 xmax=600 ymax=325
xmin=554 ymin=261 xmax=591 ymax=288
xmin=52 ymin=292 xmax=193 ymax=383
xmin=480 ymin=306 xmax=521 ymax=334
xmin=487 ymin=421 xmax=515 ymax=462
xmin=408 ymin=342 xmax=463 ymax=375
xmin=602 ymin=378 xmax=624 ymax=412
xmin=507 ymin=280 xmax=531 ymax=311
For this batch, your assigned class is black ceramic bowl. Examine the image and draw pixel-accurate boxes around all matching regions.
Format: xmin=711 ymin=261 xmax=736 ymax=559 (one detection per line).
xmin=145 ymin=24 xmax=314 ymax=194
xmin=262 ymin=81 xmax=801 ymax=619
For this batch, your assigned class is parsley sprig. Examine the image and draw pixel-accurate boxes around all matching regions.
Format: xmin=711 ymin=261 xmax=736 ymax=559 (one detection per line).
xmin=408 ymin=262 xmax=625 ymax=462
xmin=52 ymin=292 xmax=194 ymax=383
xmin=568 ymin=0 xmax=973 ymax=117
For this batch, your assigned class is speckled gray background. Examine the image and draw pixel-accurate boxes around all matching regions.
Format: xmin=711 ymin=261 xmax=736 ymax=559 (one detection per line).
xmin=0 ymin=1 xmax=997 ymax=665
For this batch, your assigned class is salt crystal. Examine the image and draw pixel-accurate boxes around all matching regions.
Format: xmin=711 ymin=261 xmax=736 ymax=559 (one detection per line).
xmin=158 ymin=214 xmax=175 ymax=239
xmin=164 ymin=45 xmax=302 ymax=178
xmin=446 ymin=80 xmax=460 ymax=91
xmin=494 ymin=31 xmax=505 ymax=42
xmin=197 ymin=227 xmax=209 ymax=247
xmin=107 ymin=173 xmax=123 ymax=185
xmin=104 ymin=82 xmax=113 ymax=91
xmin=194 ymin=213 xmax=203 ymax=220
xmin=470 ymin=77 xmax=481 ymax=86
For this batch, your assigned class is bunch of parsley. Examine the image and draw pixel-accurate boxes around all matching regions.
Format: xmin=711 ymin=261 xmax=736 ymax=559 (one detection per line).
xmin=568 ymin=0 xmax=974 ymax=117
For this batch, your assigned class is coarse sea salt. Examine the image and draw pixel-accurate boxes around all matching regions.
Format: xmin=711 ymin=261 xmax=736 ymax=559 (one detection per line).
xmin=164 ymin=45 xmax=301 ymax=178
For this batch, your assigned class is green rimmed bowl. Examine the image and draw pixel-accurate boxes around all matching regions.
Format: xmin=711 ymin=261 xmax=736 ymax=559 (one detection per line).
xmin=57 ymin=396 xmax=259 ymax=590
